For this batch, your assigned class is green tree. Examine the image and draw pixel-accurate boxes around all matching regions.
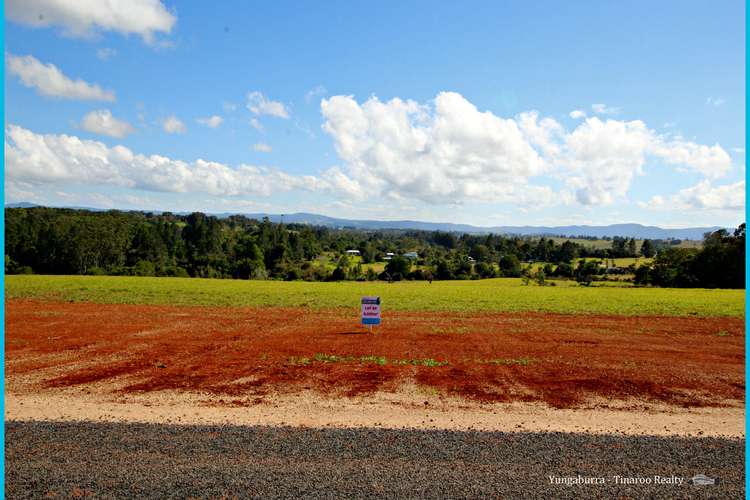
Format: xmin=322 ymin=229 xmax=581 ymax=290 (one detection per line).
xmin=474 ymin=261 xmax=496 ymax=278
xmin=557 ymin=240 xmax=578 ymax=263
xmin=470 ymin=244 xmax=490 ymax=263
xmin=554 ymin=262 xmax=574 ymax=278
xmin=133 ymin=260 xmax=156 ymax=276
xmin=385 ymin=255 xmax=411 ymax=279
xmin=610 ymin=237 xmax=627 ymax=258
xmin=498 ymin=254 xmax=522 ymax=277
xmin=640 ymin=239 xmax=656 ymax=258
xmin=575 ymin=260 xmax=601 ymax=286
xmin=534 ymin=269 xmax=547 ymax=286
xmin=627 ymin=238 xmax=637 ymax=257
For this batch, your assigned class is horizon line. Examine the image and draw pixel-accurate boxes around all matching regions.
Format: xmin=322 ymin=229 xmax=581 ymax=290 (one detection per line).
xmin=4 ymin=202 xmax=739 ymax=231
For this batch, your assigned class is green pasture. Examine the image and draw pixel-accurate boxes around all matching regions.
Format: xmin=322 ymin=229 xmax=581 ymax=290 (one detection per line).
xmin=6 ymin=275 xmax=744 ymax=317
xmin=579 ymin=257 xmax=653 ymax=267
xmin=548 ymin=237 xmax=702 ymax=250
xmin=315 ymin=254 xmax=416 ymax=274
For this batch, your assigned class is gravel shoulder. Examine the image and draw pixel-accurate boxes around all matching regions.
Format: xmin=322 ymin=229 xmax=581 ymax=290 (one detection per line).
xmin=5 ymin=390 xmax=745 ymax=438
xmin=6 ymin=420 xmax=744 ymax=499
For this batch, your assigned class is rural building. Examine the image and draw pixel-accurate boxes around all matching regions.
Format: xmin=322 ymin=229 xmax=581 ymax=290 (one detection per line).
xmin=403 ymin=251 xmax=419 ymax=260
xmin=345 ymin=249 xmax=360 ymax=255
xmin=383 ymin=252 xmax=395 ymax=261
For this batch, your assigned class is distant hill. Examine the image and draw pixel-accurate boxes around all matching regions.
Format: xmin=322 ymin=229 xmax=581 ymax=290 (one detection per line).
xmin=6 ymin=202 xmax=108 ymax=212
xmin=6 ymin=203 xmax=724 ymax=240
xmin=227 ymin=213 xmax=722 ymax=240
xmin=5 ymin=202 xmax=40 ymax=209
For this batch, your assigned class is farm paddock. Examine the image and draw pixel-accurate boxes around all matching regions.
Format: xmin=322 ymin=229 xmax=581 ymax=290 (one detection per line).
xmin=7 ymin=300 xmax=743 ymax=412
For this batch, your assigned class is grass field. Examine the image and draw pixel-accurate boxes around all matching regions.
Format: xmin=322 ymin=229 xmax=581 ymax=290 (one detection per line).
xmin=548 ymin=237 xmax=703 ymax=250
xmin=315 ymin=254 xmax=422 ymax=274
xmin=526 ymin=257 xmax=652 ymax=273
xmin=6 ymin=275 xmax=744 ymax=317
xmin=579 ymin=257 xmax=653 ymax=266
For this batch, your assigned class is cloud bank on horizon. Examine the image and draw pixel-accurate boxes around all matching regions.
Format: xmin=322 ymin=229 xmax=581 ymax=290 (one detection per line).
xmin=7 ymin=92 xmax=741 ymax=213
xmin=3 ymin=0 xmax=745 ymax=227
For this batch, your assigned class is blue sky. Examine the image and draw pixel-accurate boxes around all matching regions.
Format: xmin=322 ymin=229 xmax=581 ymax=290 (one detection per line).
xmin=4 ymin=0 xmax=746 ymax=227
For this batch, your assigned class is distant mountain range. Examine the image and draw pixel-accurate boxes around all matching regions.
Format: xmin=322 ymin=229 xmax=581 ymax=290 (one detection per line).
xmin=235 ymin=213 xmax=722 ymax=240
xmin=5 ymin=203 xmax=725 ymax=240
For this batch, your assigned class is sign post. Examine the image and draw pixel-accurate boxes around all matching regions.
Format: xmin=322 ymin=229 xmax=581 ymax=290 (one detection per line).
xmin=361 ymin=296 xmax=381 ymax=333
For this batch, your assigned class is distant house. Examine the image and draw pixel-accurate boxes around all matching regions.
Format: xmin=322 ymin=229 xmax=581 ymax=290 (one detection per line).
xmin=383 ymin=252 xmax=395 ymax=261
xmin=403 ymin=251 xmax=419 ymax=260
xmin=467 ymin=256 xmax=476 ymax=263
xmin=345 ymin=249 xmax=360 ymax=255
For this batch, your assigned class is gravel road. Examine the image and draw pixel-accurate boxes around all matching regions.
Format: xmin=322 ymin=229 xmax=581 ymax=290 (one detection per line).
xmin=6 ymin=420 xmax=743 ymax=499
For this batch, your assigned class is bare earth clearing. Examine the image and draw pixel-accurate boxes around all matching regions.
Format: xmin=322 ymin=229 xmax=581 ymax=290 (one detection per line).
xmin=5 ymin=300 xmax=744 ymax=436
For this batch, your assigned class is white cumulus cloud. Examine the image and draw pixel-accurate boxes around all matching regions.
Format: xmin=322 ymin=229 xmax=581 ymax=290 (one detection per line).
xmin=569 ymin=110 xmax=586 ymax=119
xmin=591 ymin=103 xmax=619 ymax=115
xmin=249 ymin=118 xmax=264 ymax=131
xmin=640 ymin=180 xmax=745 ymax=212
xmin=561 ymin=116 xmax=732 ymax=204
xmin=517 ymin=110 xmax=563 ymax=158
xmin=162 ymin=116 xmax=186 ymax=134
xmin=253 ymin=143 xmax=272 ymax=153
xmin=81 ymin=109 xmax=134 ymax=138
xmin=305 ymin=85 xmax=327 ymax=104
xmin=650 ymin=139 xmax=732 ymax=179
xmin=247 ymin=91 xmax=289 ymax=118
xmin=677 ymin=180 xmax=744 ymax=210
xmin=6 ymin=0 xmax=176 ymax=43
xmin=321 ymin=92 xmax=734 ymax=208
xmin=4 ymin=124 xmax=334 ymax=198
xmin=196 ymin=115 xmax=223 ymax=128
xmin=563 ymin=117 xmax=654 ymax=204
xmin=7 ymin=53 xmax=115 ymax=101
xmin=321 ymin=92 xmax=549 ymax=205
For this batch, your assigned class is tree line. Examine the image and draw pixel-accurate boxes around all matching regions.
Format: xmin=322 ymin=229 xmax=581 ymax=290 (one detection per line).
xmin=4 ymin=208 xmax=744 ymax=288
xmin=633 ymin=224 xmax=745 ymax=289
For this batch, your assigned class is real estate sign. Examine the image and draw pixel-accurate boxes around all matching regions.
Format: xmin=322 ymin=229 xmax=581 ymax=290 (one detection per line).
xmin=361 ymin=296 xmax=381 ymax=326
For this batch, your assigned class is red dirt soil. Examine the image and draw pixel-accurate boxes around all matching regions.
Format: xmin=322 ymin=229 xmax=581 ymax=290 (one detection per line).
xmin=6 ymin=300 xmax=745 ymax=409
